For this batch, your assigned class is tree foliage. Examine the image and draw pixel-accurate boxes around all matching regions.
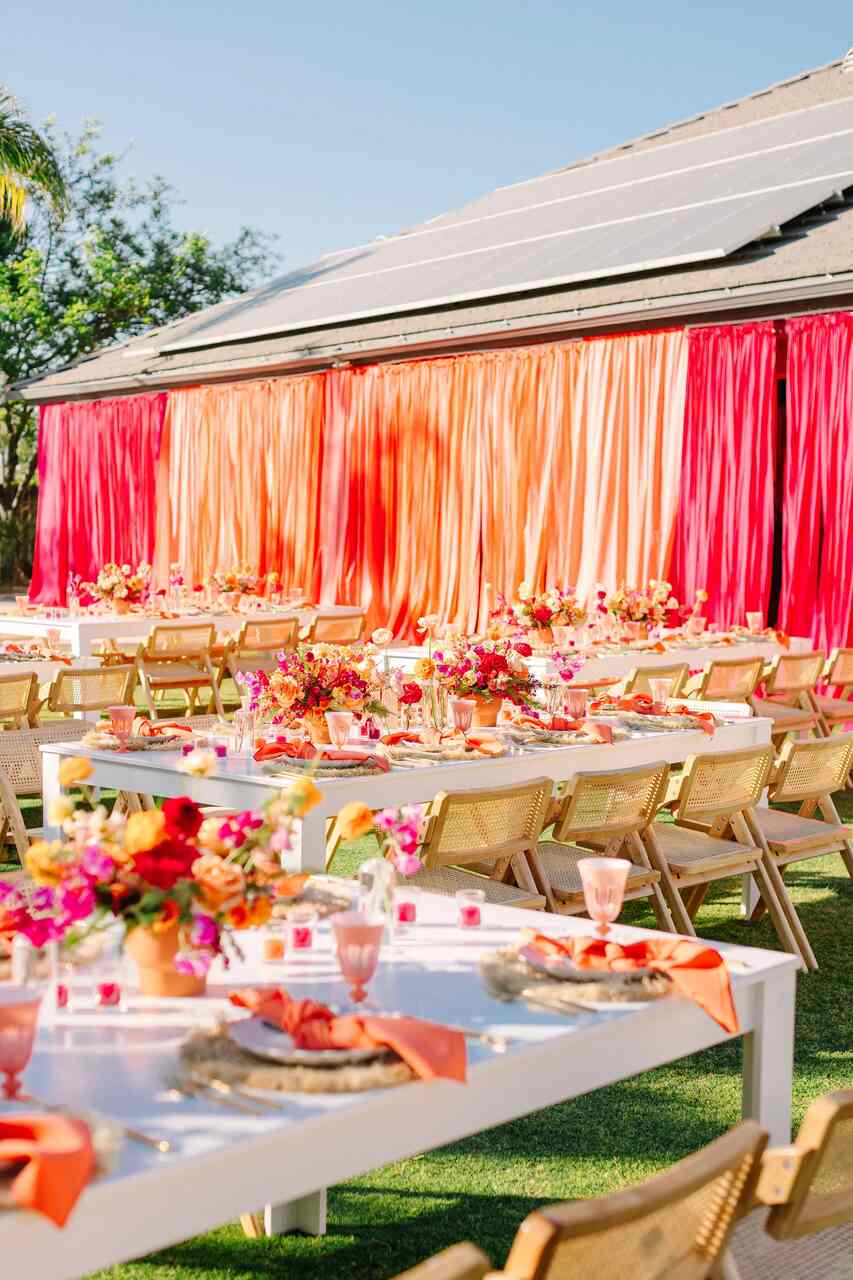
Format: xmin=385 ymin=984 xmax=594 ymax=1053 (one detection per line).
xmin=0 ymin=119 xmax=278 ymax=580
xmin=0 ymin=86 xmax=66 ymax=230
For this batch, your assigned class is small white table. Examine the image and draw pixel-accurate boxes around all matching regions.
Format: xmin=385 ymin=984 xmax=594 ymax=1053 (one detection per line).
xmin=0 ymin=896 xmax=797 ymax=1279
xmin=42 ymin=717 xmax=772 ymax=871
xmin=0 ymin=606 xmax=365 ymax=658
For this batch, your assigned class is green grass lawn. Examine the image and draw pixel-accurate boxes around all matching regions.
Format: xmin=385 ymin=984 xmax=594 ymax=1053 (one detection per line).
xmin=5 ymin=771 xmax=851 ymax=1279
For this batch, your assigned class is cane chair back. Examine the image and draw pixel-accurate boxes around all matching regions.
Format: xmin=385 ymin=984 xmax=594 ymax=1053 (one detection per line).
xmin=494 ymin=1122 xmax=767 ymax=1280
xmin=0 ymin=722 xmax=92 ymax=855
xmin=761 ymin=651 xmax=824 ymax=697
xmin=769 ymin=734 xmax=853 ymax=805
xmin=672 ymin=746 xmax=773 ymax=821
xmin=239 ymin=618 xmax=298 ymax=652
xmin=112 ymin=714 xmax=224 ymax=815
xmin=553 ymin=761 xmax=668 ymax=842
xmin=694 ymin=658 xmax=764 ymax=702
xmin=305 ymin=612 xmax=366 ymax=645
xmin=0 ymin=671 xmax=39 ymax=728
xmin=823 ymin=647 xmax=853 ymax=695
xmin=622 ymin=664 xmax=689 ymax=699
xmin=408 ymin=778 xmax=552 ymax=910
xmin=393 ymin=1244 xmax=490 ymax=1280
xmin=46 ymin=665 xmax=136 ymax=715
xmin=135 ymin=624 xmax=224 ymax=718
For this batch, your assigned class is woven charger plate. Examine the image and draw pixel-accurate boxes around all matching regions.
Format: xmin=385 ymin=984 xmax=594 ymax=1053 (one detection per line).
xmin=479 ymin=948 xmax=671 ymax=1011
xmin=262 ymin=760 xmax=387 ymax=779
xmin=181 ymin=1028 xmax=414 ymax=1093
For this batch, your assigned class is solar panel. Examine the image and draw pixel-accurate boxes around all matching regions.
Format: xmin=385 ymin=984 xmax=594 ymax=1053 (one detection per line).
xmin=162 ymin=96 xmax=853 ymax=354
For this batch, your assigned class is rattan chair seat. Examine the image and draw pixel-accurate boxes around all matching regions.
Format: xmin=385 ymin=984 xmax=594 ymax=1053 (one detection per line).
xmin=728 ymin=1207 xmax=853 ymax=1280
xmin=751 ymin=698 xmax=819 ymax=730
xmin=651 ymin=824 xmax=758 ymax=875
xmin=814 ymin=695 xmax=853 ymax=725
xmin=751 ymin=807 xmax=848 ymax=855
xmin=407 ymin=864 xmax=545 ymax=910
xmin=536 ymin=842 xmax=661 ymax=902
xmin=143 ymin=662 xmax=214 ymax=682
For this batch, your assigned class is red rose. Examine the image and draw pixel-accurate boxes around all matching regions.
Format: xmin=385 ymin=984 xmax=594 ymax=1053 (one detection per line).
xmin=163 ymin=796 xmax=203 ymax=839
xmin=532 ymin=605 xmax=552 ymax=624
xmin=132 ymin=839 xmax=197 ymax=891
xmin=399 ymin=682 xmax=423 ymax=705
xmin=513 ymin=641 xmax=533 ymax=657
xmin=479 ymin=653 xmax=509 ymax=678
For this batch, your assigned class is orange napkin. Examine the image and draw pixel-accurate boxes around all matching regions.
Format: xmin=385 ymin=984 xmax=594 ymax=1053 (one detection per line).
xmin=521 ymin=932 xmax=738 ymax=1033
xmin=669 ymin=704 xmax=716 ymax=735
xmin=253 ymin=740 xmax=390 ymax=772
xmin=381 ymin=731 xmax=422 ymax=746
xmin=230 ymin=988 xmax=466 ymax=1082
xmin=131 ymin=716 xmax=194 ymax=738
xmin=564 ymin=675 xmax=621 ymax=691
xmin=0 ymin=1114 xmax=94 ymax=1227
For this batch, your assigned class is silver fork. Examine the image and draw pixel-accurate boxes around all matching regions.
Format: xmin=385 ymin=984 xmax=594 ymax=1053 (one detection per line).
xmin=165 ymin=1073 xmax=269 ymax=1116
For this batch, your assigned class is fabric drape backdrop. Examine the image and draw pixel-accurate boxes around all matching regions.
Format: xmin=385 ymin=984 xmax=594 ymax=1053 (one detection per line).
xmin=318 ymin=331 xmax=687 ymax=635
xmin=670 ymin=322 xmax=778 ymax=628
xmin=30 ymin=393 xmax=166 ymax=603
xmin=780 ymin=312 xmax=853 ymax=652
xmin=154 ymin=375 xmax=326 ymax=594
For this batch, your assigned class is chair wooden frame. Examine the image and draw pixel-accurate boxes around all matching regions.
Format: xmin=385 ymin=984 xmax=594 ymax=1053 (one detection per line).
xmin=749 ymin=651 xmax=825 ymax=746
xmin=135 ymin=624 xmax=225 ymax=719
xmin=399 ymin=777 xmax=553 ymax=910
xmin=813 ymin=649 xmax=853 ymax=760
xmin=643 ymin=745 xmax=814 ymax=969
xmin=534 ymin=761 xmax=676 ymax=929
xmin=0 ymin=670 xmax=40 ymax=728
xmin=215 ymin=617 xmax=299 ymax=707
xmin=623 ymin=663 xmax=689 ymax=698
xmin=46 ymin=664 xmax=137 ymax=716
xmin=684 ymin=658 xmax=765 ymax=704
xmin=392 ymin=1244 xmax=491 ymax=1280
xmin=0 ymin=722 xmax=100 ymax=856
xmin=303 ymin=611 xmax=367 ymax=645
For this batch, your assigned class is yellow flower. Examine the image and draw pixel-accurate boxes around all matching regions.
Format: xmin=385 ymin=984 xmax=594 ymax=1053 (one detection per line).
xmin=178 ymin=749 xmax=217 ymax=777
xmin=192 ymin=853 xmax=245 ymax=908
xmin=125 ymin=809 xmax=167 ymax=854
xmin=197 ymin=816 xmax=228 ymax=853
xmin=371 ymin=627 xmax=393 ymax=645
xmin=25 ymin=840 xmax=65 ymax=886
xmin=413 ymin=657 xmax=435 ymax=680
xmin=58 ymin=756 xmax=93 ymax=789
xmin=48 ymin=795 xmax=75 ymax=826
xmin=286 ymin=776 xmax=322 ymax=818
xmin=337 ymin=801 xmax=375 ymax=841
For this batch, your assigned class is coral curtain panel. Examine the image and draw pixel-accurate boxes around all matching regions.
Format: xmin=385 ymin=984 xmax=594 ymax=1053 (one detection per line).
xmin=154 ymin=375 xmax=326 ymax=594
xmin=780 ymin=312 xmax=853 ymax=651
xmin=670 ymin=322 xmax=778 ymax=628
xmin=30 ymin=393 xmax=166 ymax=603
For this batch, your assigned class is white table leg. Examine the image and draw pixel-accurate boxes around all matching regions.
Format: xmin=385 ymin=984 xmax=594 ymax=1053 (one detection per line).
xmin=282 ymin=810 xmax=328 ymax=873
xmin=741 ymin=969 xmax=795 ymax=1144
xmin=264 ymin=1189 xmax=327 ymax=1236
xmin=42 ymin=751 xmax=63 ymax=840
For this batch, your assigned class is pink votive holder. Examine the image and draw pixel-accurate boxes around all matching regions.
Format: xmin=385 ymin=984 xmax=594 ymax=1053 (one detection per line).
xmin=456 ymin=888 xmax=485 ymax=928
xmin=95 ymin=981 xmax=122 ymax=1008
xmin=449 ymin=697 xmax=475 ymax=733
xmin=287 ymin=907 xmax=317 ymax=951
xmin=181 ymin=741 xmax=195 ymax=756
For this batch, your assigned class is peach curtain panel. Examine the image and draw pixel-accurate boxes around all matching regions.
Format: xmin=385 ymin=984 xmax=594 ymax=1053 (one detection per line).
xmin=154 ymin=375 xmax=325 ymax=594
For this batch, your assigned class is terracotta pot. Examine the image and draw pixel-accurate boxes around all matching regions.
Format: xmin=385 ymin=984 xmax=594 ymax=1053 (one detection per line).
xmin=470 ymin=693 xmax=502 ymax=727
xmin=526 ymin=627 xmax=553 ymax=650
xmin=113 ymin=598 xmax=131 ymax=615
xmin=301 ymin=711 xmax=331 ymax=744
xmin=627 ymin=621 xmax=649 ymax=640
xmin=124 ymin=922 xmax=206 ymax=998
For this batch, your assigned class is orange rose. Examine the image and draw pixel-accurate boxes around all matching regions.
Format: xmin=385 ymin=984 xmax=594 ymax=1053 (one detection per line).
xmin=58 ymin=757 xmax=93 ymax=788
xmin=226 ymin=902 xmax=250 ymax=929
xmin=152 ymin=900 xmax=180 ymax=934
xmin=25 ymin=840 xmax=65 ymax=886
xmin=286 ymin=777 xmax=322 ymax=818
xmin=246 ymin=897 xmax=272 ymax=927
xmin=124 ymin=809 xmax=166 ymax=855
xmin=192 ymin=853 xmax=245 ymax=908
xmin=337 ymin=801 xmax=374 ymax=841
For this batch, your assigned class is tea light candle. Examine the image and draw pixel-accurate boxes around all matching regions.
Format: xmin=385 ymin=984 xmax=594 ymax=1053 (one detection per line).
xmin=54 ymin=983 xmax=68 ymax=1010
xmin=396 ymin=900 xmax=417 ymax=924
xmin=181 ymin=742 xmax=195 ymax=757
xmin=455 ymin=888 xmax=485 ymax=928
xmin=290 ymin=925 xmax=313 ymax=949
xmin=95 ymin=981 xmax=121 ymax=1007
xmin=262 ymin=934 xmax=286 ymax=962
xmin=214 ymin=743 xmax=228 ymax=758
xmin=287 ymin=907 xmax=317 ymax=951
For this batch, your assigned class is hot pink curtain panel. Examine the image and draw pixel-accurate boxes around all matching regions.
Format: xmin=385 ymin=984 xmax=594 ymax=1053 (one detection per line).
xmin=780 ymin=312 xmax=853 ymax=652
xmin=30 ymin=393 xmax=166 ymax=603
xmin=670 ymin=322 xmax=778 ymax=628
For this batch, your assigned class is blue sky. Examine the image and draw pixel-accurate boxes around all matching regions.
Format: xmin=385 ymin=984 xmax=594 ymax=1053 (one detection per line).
xmin=6 ymin=1 xmax=853 ymax=273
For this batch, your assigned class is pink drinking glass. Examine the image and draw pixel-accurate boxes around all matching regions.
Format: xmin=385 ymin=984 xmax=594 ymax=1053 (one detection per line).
xmin=0 ymin=985 xmax=42 ymax=1099
xmin=648 ymin=677 xmax=672 ymax=707
xmin=331 ymin=911 xmax=384 ymax=1004
xmin=449 ymin=697 xmax=475 ymax=732
xmin=108 ymin=704 xmax=135 ymax=746
xmin=562 ymin=688 xmax=588 ymax=719
xmin=577 ymin=857 xmax=631 ymax=937
xmin=551 ymin=624 xmax=574 ymax=650
xmin=456 ymin=888 xmax=485 ymax=928
xmin=325 ymin=710 xmax=355 ymax=748
xmin=746 ymin=611 xmax=764 ymax=635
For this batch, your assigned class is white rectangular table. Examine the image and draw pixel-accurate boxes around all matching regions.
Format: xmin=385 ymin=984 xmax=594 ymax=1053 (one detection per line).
xmin=42 ymin=717 xmax=772 ymax=870
xmin=0 ymin=895 xmax=797 ymax=1278
xmin=0 ymin=605 xmax=365 ymax=658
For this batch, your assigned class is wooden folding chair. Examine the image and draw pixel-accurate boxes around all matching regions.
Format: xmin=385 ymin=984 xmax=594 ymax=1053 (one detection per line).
xmin=397 ymin=778 xmax=552 ymax=909
xmin=0 ymin=670 xmax=40 ymax=728
xmin=216 ymin=617 xmax=298 ymax=708
xmin=117 ymin=714 xmax=224 ymax=813
xmin=749 ymin=651 xmax=825 ymax=746
xmin=813 ymin=647 xmax=853 ymax=736
xmin=0 ymin=722 xmax=101 ymax=858
xmin=395 ymin=1123 xmax=766 ymax=1280
xmin=643 ymin=746 xmax=813 ymax=969
xmin=304 ymin=610 xmax=366 ymax=645
xmin=683 ymin=657 xmax=765 ymax=704
xmin=46 ymin=664 xmax=137 ymax=716
xmin=135 ymin=624 xmax=225 ymax=718
xmin=623 ymin=663 xmax=689 ymax=698
xmin=534 ymin=761 xmax=675 ymax=928
xmin=744 ymin=735 xmax=853 ymax=926
xmin=392 ymin=1245 xmax=490 ymax=1280
xmin=724 ymin=1089 xmax=853 ymax=1279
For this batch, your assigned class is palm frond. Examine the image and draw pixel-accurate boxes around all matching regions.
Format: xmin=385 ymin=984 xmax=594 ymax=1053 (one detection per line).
xmin=0 ymin=85 xmax=67 ymax=228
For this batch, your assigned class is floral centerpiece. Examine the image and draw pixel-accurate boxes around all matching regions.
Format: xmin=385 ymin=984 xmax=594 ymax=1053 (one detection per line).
xmin=0 ymin=758 xmax=321 ymax=996
xmin=602 ymin=581 xmax=708 ymax=634
xmin=212 ymin=565 xmax=261 ymax=595
xmin=511 ymin=582 xmax=587 ymax=637
xmin=335 ymin=802 xmax=426 ymax=878
xmin=239 ymin=643 xmax=386 ymax=741
xmin=80 ymin=561 xmax=151 ymax=612
xmin=433 ymin=637 xmax=537 ymax=725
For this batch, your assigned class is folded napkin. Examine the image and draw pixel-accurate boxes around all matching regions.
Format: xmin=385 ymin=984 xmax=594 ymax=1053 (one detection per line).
xmin=253 ymin=739 xmax=390 ymax=771
xmin=230 ymin=988 xmax=466 ymax=1082
xmin=668 ymin=703 xmax=716 ymax=735
xmin=563 ymin=675 xmax=620 ymax=691
xmin=520 ymin=932 xmax=738 ymax=1033
xmin=0 ymin=1114 xmax=94 ymax=1227
xmin=131 ymin=716 xmax=194 ymax=738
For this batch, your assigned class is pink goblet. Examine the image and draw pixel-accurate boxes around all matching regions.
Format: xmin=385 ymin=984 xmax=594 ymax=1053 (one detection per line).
xmin=325 ymin=710 xmax=355 ymax=748
xmin=108 ymin=704 xmax=135 ymax=747
xmin=562 ymin=689 xmax=588 ymax=719
xmin=551 ymin=624 xmax=574 ymax=650
xmin=331 ymin=911 xmax=384 ymax=1005
xmin=0 ymin=985 xmax=42 ymax=1099
xmin=449 ymin=697 xmax=475 ymax=733
xmin=577 ymin=857 xmax=631 ymax=937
